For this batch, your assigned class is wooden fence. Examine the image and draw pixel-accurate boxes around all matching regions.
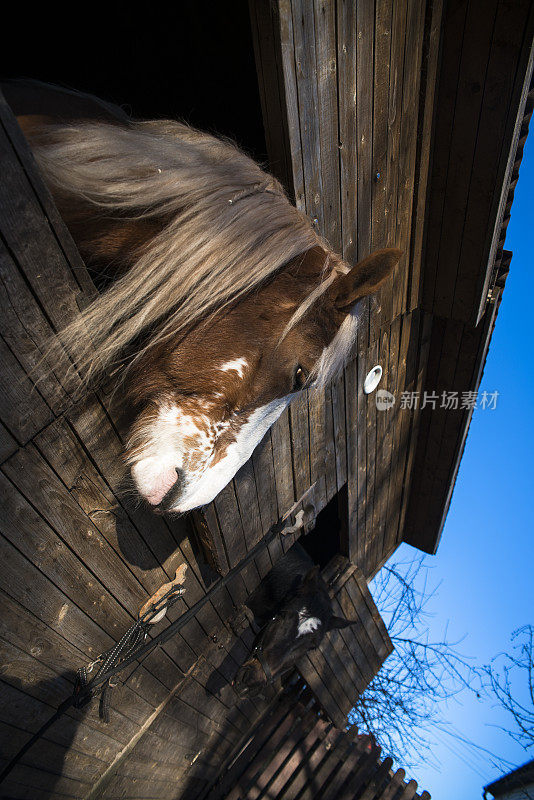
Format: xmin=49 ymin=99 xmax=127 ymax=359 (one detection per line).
xmin=204 ymin=683 xmax=430 ymax=800
xmin=89 ymin=553 xmax=392 ymax=799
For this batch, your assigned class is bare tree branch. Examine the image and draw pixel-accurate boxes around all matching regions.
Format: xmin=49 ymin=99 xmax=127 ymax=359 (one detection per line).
xmin=348 ymin=558 xmax=484 ymax=768
xmin=483 ymin=624 xmax=534 ymax=751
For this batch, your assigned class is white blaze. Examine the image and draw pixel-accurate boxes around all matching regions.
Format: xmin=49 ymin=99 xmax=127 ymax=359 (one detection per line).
xmin=297 ymin=608 xmax=322 ymax=637
xmin=130 ymin=396 xmax=291 ymax=512
xmin=130 ymin=405 xmax=213 ymax=506
xmin=219 ymin=357 xmax=248 ymax=379
xmin=169 ymin=396 xmax=291 ymax=512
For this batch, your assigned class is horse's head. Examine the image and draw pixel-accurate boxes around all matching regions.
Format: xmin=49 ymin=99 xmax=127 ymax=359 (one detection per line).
xmin=233 ymin=565 xmax=355 ymax=697
xmin=125 ymin=246 xmax=401 ymax=512
xmin=16 ymin=104 xmax=401 ymax=513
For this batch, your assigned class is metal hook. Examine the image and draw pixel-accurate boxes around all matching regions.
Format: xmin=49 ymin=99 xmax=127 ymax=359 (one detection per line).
xmin=281 ymin=504 xmax=315 ymax=535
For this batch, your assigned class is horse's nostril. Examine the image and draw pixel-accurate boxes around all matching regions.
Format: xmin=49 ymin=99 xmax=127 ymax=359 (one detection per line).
xmin=154 ymin=467 xmax=187 ymax=512
xmin=174 ymin=467 xmax=185 ymax=490
xmin=132 ymin=459 xmax=180 ymax=506
xmin=132 ymin=461 xmax=188 ymax=510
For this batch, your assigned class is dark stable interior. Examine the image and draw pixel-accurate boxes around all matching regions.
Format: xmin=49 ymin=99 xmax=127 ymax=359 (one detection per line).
xmin=299 ymin=486 xmax=347 ymax=569
xmin=3 ymin=2 xmax=267 ymax=163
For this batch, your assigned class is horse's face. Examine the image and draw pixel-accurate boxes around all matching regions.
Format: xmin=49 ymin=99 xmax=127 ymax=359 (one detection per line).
xmin=234 ymin=566 xmax=354 ymax=697
xmin=125 ymin=247 xmax=401 ymax=512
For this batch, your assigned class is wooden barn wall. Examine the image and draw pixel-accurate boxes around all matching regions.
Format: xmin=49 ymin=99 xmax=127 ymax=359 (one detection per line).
xmin=134 ymin=0 xmax=450 ymax=586
xmin=0 ymin=80 xmax=395 ymax=799
xmin=296 ymin=557 xmax=393 ymax=730
xmin=419 ymin=0 xmax=534 ymax=327
xmin=0 ymin=4 xmax=442 ymax=792
xmin=249 ymin=0 xmax=442 ymax=330
xmin=249 ymin=0 xmax=443 ymax=578
xmin=0 ymin=91 xmax=297 ymax=800
xmin=403 ymin=66 xmax=534 ymax=554
xmin=204 ymin=685 xmax=430 ymax=800
xmin=4 ymin=0 xmax=530 ymax=794
xmin=99 ymin=555 xmax=392 ymax=799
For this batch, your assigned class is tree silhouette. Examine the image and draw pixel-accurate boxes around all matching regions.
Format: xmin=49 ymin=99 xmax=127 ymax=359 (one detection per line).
xmin=484 ymin=624 xmax=534 ymax=753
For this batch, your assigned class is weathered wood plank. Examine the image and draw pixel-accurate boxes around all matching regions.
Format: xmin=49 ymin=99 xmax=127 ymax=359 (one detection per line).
xmin=337 ymin=0 xmax=358 ymax=266
xmin=370 ymin=328 xmax=391 ymax=574
xmin=308 ymin=385 xmax=327 ymax=511
xmin=251 ymin=430 xmax=279 ymax=533
xmin=370 ymin=0 xmax=394 ymax=334
xmin=383 ymin=311 xmax=415 ymax=556
xmin=363 ymin=338 xmax=379 ymax=577
xmin=225 ymin=705 xmax=306 ymax=800
xmin=265 ymin=716 xmax=330 ymax=799
xmin=277 ymin=726 xmax=340 ymax=800
xmin=320 ymin=736 xmax=377 ymax=800
xmin=341 ymin=754 xmax=392 ymax=800
xmin=0 ymin=89 xmax=94 ymax=301
xmin=345 ymin=356 xmax=359 ymax=565
xmin=234 ymin=459 xmax=265 ymax=551
xmin=289 ymin=390 xmax=312 ymax=503
xmin=0 ymin=420 xmax=17 ymax=463
xmin=249 ymin=0 xmax=295 ymax=195
xmin=408 ymin=0 xmax=444 ymax=311
xmin=0 ymin=336 xmax=53 ymax=444
xmin=0 ymin=120 xmax=87 ymax=342
xmin=270 ymin=407 xmax=295 ymax=515
xmin=0 ymin=238 xmax=78 ymax=413
xmin=432 ymin=0 xmax=499 ymax=319
xmin=331 ymin=368 xmax=348 ymax=493
xmin=374 ymin=314 xmax=401 ymax=567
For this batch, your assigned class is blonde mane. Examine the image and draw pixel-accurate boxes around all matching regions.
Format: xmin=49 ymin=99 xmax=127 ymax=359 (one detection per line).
xmin=30 ymin=117 xmax=335 ymax=383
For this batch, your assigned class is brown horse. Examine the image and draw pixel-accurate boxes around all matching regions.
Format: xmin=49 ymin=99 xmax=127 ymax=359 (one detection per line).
xmin=6 ymin=81 xmax=401 ymax=513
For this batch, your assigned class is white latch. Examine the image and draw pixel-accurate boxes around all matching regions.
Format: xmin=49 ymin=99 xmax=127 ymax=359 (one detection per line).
xmin=363 ymin=365 xmax=383 ymax=394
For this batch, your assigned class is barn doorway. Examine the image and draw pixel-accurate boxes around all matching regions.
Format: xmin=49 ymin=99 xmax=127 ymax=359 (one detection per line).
xmin=299 ymin=485 xmax=349 ymax=569
xmin=3 ymin=2 xmax=267 ymax=163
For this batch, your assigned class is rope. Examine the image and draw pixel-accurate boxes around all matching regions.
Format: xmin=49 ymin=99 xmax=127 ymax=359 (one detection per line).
xmin=0 ymin=582 xmax=184 ymax=785
xmin=0 ymin=510 xmax=293 ymax=785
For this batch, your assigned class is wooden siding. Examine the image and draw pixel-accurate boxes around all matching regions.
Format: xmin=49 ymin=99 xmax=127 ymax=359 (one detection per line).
xmin=94 ymin=556 xmax=390 ymax=799
xmin=250 ymin=0 xmax=438 ymax=335
xmin=204 ymin=685 xmax=430 ymax=800
xmin=1 ymin=1 xmax=533 ymax=796
xmin=297 ymin=557 xmax=393 ymax=729
xmin=420 ymin=0 xmax=534 ymax=326
xmin=248 ymin=0 xmax=444 ymax=578
xmin=0 ymin=88 xmax=390 ymax=795
xmin=247 ymin=0 xmax=533 ymax=563
xmin=403 ymin=75 xmax=534 ymax=553
xmin=0 ymin=89 xmax=283 ymax=800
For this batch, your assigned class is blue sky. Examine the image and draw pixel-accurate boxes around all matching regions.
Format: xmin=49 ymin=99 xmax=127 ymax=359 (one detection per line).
xmin=381 ymin=132 xmax=534 ymax=798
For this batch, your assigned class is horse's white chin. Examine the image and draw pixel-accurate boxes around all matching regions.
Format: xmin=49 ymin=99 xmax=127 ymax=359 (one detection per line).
xmin=169 ymin=396 xmax=291 ymax=512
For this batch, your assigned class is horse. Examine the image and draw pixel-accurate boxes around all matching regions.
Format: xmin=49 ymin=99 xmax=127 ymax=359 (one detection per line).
xmin=234 ymin=543 xmax=355 ymax=697
xmin=5 ymin=81 xmax=402 ymax=514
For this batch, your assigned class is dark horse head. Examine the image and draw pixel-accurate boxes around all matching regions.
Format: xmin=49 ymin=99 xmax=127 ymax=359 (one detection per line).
xmin=234 ymin=545 xmax=355 ymax=697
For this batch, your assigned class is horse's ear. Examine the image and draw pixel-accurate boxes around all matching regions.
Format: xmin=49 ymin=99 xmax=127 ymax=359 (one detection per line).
xmin=330 ymin=248 xmax=402 ymax=312
xmin=327 ymin=616 xmax=354 ymax=631
xmin=302 ymin=565 xmax=321 ymax=586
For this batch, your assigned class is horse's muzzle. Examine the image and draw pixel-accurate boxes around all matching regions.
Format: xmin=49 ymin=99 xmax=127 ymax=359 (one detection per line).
xmin=153 ymin=468 xmax=186 ymax=513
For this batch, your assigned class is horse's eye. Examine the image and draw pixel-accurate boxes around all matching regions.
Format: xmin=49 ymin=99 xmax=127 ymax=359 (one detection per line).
xmin=293 ymin=365 xmax=308 ymax=391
